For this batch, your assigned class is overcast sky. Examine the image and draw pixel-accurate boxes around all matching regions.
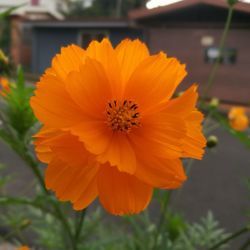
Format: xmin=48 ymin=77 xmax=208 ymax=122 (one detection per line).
xmin=146 ymin=0 xmax=250 ymax=9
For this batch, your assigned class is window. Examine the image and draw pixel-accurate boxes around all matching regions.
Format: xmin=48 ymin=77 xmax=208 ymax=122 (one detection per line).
xmin=204 ymin=47 xmax=237 ymax=64
xmin=78 ymin=31 xmax=108 ymax=49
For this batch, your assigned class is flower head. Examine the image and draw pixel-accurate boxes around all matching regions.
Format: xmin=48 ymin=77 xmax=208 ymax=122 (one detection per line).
xmin=30 ymin=38 xmax=206 ymax=215
xmin=0 ymin=76 xmax=10 ymax=96
xmin=228 ymin=106 xmax=249 ymax=131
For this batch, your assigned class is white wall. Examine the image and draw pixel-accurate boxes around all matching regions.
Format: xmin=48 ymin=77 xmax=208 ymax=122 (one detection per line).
xmin=0 ymin=0 xmax=62 ymax=12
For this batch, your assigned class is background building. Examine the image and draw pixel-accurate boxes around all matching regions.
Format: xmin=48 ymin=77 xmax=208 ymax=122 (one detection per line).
xmin=24 ymin=0 xmax=250 ymax=105
xmin=0 ymin=0 xmax=65 ymax=20
xmin=129 ymin=0 xmax=250 ymax=104
xmin=0 ymin=0 xmax=65 ymax=70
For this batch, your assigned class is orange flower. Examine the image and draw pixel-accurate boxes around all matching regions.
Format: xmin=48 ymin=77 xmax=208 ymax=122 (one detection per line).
xmin=0 ymin=76 xmax=10 ymax=96
xmin=228 ymin=106 xmax=249 ymax=131
xmin=30 ymin=38 xmax=206 ymax=215
xmin=16 ymin=246 xmax=30 ymax=250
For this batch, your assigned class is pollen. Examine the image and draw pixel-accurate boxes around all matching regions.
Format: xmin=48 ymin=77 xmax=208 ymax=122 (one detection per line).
xmin=106 ymin=100 xmax=140 ymax=132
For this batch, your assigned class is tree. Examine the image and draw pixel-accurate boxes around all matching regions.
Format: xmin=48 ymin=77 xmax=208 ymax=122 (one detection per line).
xmin=66 ymin=0 xmax=145 ymax=18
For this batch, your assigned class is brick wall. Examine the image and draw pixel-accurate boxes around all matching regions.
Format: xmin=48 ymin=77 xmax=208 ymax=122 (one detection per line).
xmin=148 ymin=27 xmax=250 ymax=104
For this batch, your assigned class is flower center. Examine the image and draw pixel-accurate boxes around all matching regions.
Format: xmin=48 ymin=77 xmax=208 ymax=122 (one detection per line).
xmin=106 ymin=100 xmax=140 ymax=132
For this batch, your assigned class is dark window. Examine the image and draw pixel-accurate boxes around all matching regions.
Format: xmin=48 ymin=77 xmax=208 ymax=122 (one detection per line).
xmin=205 ymin=47 xmax=237 ymax=64
xmin=78 ymin=31 xmax=108 ymax=49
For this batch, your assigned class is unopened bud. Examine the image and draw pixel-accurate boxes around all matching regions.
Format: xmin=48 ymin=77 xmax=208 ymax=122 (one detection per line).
xmin=209 ymin=98 xmax=219 ymax=109
xmin=176 ymin=91 xmax=184 ymax=97
xmin=206 ymin=135 xmax=218 ymax=148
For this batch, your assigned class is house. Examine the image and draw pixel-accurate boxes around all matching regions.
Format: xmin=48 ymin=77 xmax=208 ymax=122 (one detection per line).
xmin=16 ymin=0 xmax=250 ymax=103
xmin=2 ymin=0 xmax=65 ymax=69
xmin=0 ymin=0 xmax=66 ymax=19
xmin=25 ymin=18 xmax=143 ymax=75
xmin=129 ymin=0 xmax=250 ymax=104
xmin=0 ymin=0 xmax=64 ymax=20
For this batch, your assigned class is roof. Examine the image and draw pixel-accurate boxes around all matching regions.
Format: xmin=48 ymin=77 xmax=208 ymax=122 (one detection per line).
xmin=15 ymin=6 xmax=64 ymax=20
xmin=129 ymin=0 xmax=250 ymax=20
xmin=23 ymin=19 xmax=131 ymax=28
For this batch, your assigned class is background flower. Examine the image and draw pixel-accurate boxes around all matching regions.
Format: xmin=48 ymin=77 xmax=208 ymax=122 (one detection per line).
xmin=228 ymin=106 xmax=249 ymax=131
xmin=0 ymin=76 xmax=10 ymax=96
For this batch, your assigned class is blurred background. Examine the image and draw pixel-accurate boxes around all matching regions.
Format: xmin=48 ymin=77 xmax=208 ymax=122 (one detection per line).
xmin=0 ymin=0 xmax=250 ymax=249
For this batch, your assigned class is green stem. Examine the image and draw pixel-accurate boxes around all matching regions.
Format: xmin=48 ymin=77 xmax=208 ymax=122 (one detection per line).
xmin=21 ymin=148 xmax=47 ymax=192
xmin=0 ymin=196 xmax=55 ymax=216
xmin=17 ymin=145 xmax=75 ymax=247
xmin=152 ymin=191 xmax=172 ymax=250
xmin=1 ymin=223 xmax=27 ymax=244
xmin=0 ymin=125 xmax=75 ymax=248
xmin=202 ymin=5 xmax=234 ymax=100
xmin=168 ymin=159 xmax=195 ymax=209
xmin=23 ymin=152 xmax=75 ymax=248
xmin=207 ymin=225 xmax=250 ymax=250
xmin=239 ymin=237 xmax=250 ymax=250
xmin=73 ymin=209 xmax=87 ymax=250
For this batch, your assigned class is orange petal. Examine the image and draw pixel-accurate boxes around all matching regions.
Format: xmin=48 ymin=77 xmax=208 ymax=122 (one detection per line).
xmin=73 ymin=174 xmax=98 ymax=210
xmin=33 ymin=126 xmax=59 ymax=138
xmin=97 ymin=164 xmax=153 ymax=215
xmin=45 ymin=158 xmax=69 ymax=190
xmin=124 ymin=52 xmax=186 ymax=114
xmin=97 ymin=133 xmax=137 ymax=174
xmin=45 ymin=157 xmax=99 ymax=210
xmin=58 ymin=162 xmax=99 ymax=207
xmin=69 ymin=121 xmax=112 ymax=155
xmin=86 ymin=38 xmax=122 ymax=97
xmin=51 ymin=44 xmax=85 ymax=80
xmin=181 ymin=111 xmax=206 ymax=159
xmin=164 ymin=85 xmax=206 ymax=159
xmin=165 ymin=84 xmax=198 ymax=116
xmin=48 ymin=132 xmax=92 ymax=167
xmin=65 ymin=58 xmax=112 ymax=119
xmin=41 ymin=131 xmax=99 ymax=207
xmin=130 ymin=113 xmax=186 ymax=159
xmin=30 ymin=74 xmax=84 ymax=128
xmin=34 ymin=143 xmax=52 ymax=163
xmin=135 ymin=156 xmax=186 ymax=189
xmin=33 ymin=126 xmax=60 ymax=163
xmin=115 ymin=39 xmax=149 ymax=84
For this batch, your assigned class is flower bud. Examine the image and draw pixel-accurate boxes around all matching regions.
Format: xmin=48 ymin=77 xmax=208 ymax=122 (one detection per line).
xmin=209 ymin=98 xmax=219 ymax=109
xmin=206 ymin=135 xmax=218 ymax=148
xmin=176 ymin=91 xmax=184 ymax=97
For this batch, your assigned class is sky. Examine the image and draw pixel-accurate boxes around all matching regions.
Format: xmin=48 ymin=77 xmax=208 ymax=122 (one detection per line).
xmin=146 ymin=0 xmax=250 ymax=9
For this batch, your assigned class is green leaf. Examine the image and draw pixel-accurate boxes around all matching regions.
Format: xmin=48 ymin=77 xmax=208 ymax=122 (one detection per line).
xmin=174 ymin=211 xmax=230 ymax=250
xmin=2 ymin=67 xmax=37 ymax=140
xmin=0 ymin=4 xmax=25 ymax=20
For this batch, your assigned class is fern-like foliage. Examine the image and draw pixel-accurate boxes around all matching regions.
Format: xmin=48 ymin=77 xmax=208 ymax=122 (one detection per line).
xmin=168 ymin=211 xmax=230 ymax=250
